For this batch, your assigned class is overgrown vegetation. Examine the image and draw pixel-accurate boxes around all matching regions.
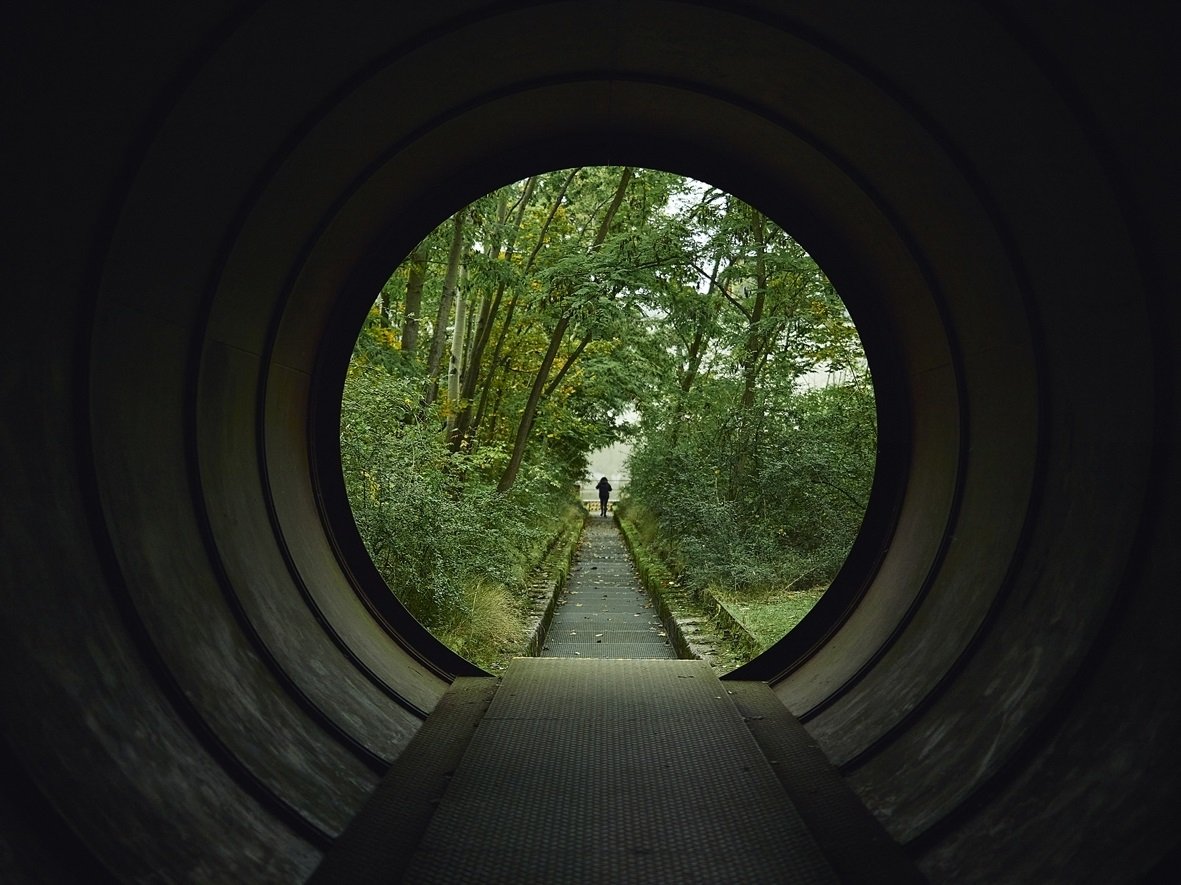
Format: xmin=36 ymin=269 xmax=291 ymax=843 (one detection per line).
xmin=340 ymin=166 xmax=875 ymax=666
xmin=621 ymin=183 xmax=876 ymax=653
xmin=340 ymin=359 xmax=578 ymax=668
xmin=626 ymin=382 xmax=876 ymax=598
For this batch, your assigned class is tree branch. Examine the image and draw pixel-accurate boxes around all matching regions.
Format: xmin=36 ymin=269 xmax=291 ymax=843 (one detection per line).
xmin=543 ymin=331 xmax=593 ymax=398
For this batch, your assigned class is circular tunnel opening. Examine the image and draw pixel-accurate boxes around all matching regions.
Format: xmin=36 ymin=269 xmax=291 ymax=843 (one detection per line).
xmin=330 ymin=165 xmax=883 ymax=675
xmin=229 ymin=39 xmax=1099 ymax=865
xmin=273 ymin=24 xmax=1050 ymax=858
xmin=290 ymin=75 xmax=958 ymax=716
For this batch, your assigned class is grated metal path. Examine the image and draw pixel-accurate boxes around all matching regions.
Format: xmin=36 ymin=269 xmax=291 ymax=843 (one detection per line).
xmin=403 ymin=658 xmax=840 ymax=883
xmin=311 ymin=521 xmax=925 ymax=884
xmin=541 ymin=516 xmax=675 ymax=659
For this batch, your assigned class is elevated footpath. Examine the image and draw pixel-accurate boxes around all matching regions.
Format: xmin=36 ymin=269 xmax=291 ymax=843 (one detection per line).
xmin=311 ymin=519 xmax=923 ymax=883
xmin=540 ymin=516 xmax=675 ymax=660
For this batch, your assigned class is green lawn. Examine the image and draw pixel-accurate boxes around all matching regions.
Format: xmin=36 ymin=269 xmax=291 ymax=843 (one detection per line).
xmin=716 ymin=586 xmax=827 ymax=649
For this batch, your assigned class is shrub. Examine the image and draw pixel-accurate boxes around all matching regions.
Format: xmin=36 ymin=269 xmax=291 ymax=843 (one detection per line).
xmin=340 ymin=361 xmax=570 ymax=636
xmin=625 ymin=378 xmax=875 ymax=598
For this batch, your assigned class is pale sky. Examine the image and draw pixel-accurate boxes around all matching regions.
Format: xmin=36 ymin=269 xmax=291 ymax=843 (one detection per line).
xmin=580 ymin=440 xmax=631 ymax=501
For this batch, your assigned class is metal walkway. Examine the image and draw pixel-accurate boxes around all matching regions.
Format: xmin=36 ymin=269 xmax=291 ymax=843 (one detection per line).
xmin=313 ymin=659 xmax=924 ymax=884
xmin=541 ymin=517 xmax=675 ymax=660
xmin=404 ymin=658 xmax=836 ymax=882
xmin=310 ymin=518 xmax=925 ymax=884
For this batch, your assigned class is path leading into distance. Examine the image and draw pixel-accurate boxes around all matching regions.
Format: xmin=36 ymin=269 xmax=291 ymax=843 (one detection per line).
xmin=540 ymin=516 xmax=676 ymax=659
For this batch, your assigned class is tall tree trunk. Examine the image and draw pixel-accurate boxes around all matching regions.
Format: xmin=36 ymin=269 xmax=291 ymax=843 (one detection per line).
xmin=543 ymin=330 xmax=593 ymax=398
xmin=451 ymin=176 xmax=537 ymax=451
xmin=471 ymin=169 xmax=579 ymax=443
xmin=400 ymin=241 xmax=428 ymax=356
xmin=497 ymin=167 xmax=632 ymax=492
xmin=740 ymin=210 xmax=768 ymax=412
xmin=496 ymin=315 xmax=570 ymax=493
xmin=671 ymin=327 xmax=707 ymax=448
xmin=680 ymin=256 xmax=724 ymax=395
xmin=468 ymin=180 xmax=532 ymax=378
xmin=484 ymin=362 xmax=509 ymax=445
xmin=422 ymin=211 xmax=464 ymax=413
xmin=380 ymin=285 xmax=393 ymax=328
xmin=670 ymin=259 xmax=724 ymax=446
xmin=681 ymin=327 xmax=708 ymax=393
xmin=445 ymin=264 xmax=469 ymax=441
xmin=735 ymin=209 xmax=769 ymax=487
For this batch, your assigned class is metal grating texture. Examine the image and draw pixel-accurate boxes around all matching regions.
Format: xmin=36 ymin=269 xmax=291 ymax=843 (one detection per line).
xmin=404 ymin=658 xmax=838 ymax=883
xmin=541 ymin=518 xmax=675 ymax=660
xmin=307 ymin=677 xmax=499 ymax=884
xmin=724 ymin=681 xmax=927 ymax=883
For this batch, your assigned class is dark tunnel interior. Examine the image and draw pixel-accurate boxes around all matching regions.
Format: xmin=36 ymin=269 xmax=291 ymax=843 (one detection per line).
xmin=3 ymin=3 xmax=1180 ymax=881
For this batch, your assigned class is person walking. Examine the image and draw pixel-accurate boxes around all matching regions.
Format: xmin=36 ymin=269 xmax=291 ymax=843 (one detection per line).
xmin=595 ymin=476 xmax=612 ymax=517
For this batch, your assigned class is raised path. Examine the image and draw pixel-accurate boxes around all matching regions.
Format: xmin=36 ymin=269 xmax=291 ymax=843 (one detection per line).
xmin=540 ymin=516 xmax=675 ymax=660
xmin=403 ymin=658 xmax=838 ymax=882
xmin=310 ymin=518 xmax=924 ymax=884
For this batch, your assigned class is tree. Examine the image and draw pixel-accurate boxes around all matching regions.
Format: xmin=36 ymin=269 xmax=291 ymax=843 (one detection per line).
xmin=400 ymin=241 xmax=428 ymax=355
xmin=341 ymin=165 xmax=874 ymax=650
xmin=449 ymin=176 xmax=538 ymax=451
xmin=496 ymin=166 xmax=635 ymax=492
xmin=422 ymin=210 xmax=465 ymax=412
xmin=623 ymin=187 xmax=874 ymax=595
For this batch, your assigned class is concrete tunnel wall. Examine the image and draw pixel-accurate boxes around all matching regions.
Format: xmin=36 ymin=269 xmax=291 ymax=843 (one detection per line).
xmin=2 ymin=2 xmax=1178 ymax=881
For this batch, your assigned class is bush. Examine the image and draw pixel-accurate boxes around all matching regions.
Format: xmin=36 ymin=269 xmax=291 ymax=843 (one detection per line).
xmin=340 ymin=361 xmax=571 ymax=637
xmin=625 ymin=378 xmax=875 ymax=597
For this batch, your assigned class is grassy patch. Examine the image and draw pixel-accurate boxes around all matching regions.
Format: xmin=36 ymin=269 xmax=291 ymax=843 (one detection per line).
xmin=436 ymin=579 xmax=529 ymax=671
xmin=713 ymin=585 xmax=827 ymax=649
xmin=436 ymin=504 xmax=585 ymax=672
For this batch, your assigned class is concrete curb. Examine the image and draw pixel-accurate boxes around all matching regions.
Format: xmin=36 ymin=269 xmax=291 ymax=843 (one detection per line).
xmin=522 ymin=510 xmax=584 ymax=657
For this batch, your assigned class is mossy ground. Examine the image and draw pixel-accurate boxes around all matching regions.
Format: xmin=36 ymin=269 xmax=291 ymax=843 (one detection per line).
xmin=712 ymin=585 xmax=826 ymax=649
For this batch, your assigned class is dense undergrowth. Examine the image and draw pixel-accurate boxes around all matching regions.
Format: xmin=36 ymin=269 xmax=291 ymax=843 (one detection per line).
xmin=621 ymin=379 xmax=876 ymax=656
xmin=626 ymin=381 xmax=876 ymax=598
xmin=614 ymin=380 xmax=873 ymax=656
xmin=341 ymin=360 xmax=583 ymax=670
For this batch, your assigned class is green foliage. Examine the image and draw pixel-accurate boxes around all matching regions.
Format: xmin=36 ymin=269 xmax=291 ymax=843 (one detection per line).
xmin=626 ymin=375 xmax=875 ymax=596
xmin=340 ymin=358 xmax=570 ymax=639
xmin=619 ymin=184 xmax=876 ymax=615
xmin=339 ymin=165 xmax=875 ymax=665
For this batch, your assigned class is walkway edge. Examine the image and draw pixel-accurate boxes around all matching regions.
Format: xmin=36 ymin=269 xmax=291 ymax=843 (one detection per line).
xmin=615 ymin=513 xmax=718 ymax=661
xmin=523 ymin=510 xmax=584 ymax=658
xmin=726 ymin=681 xmax=927 ymax=884
xmin=306 ymin=677 xmax=499 ymax=884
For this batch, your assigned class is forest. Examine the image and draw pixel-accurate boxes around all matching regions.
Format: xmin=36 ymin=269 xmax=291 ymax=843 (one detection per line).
xmin=340 ymin=166 xmax=876 ymax=668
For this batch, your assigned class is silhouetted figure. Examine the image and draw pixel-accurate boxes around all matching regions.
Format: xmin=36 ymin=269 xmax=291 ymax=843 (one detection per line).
xmin=595 ymin=476 xmax=612 ymax=517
